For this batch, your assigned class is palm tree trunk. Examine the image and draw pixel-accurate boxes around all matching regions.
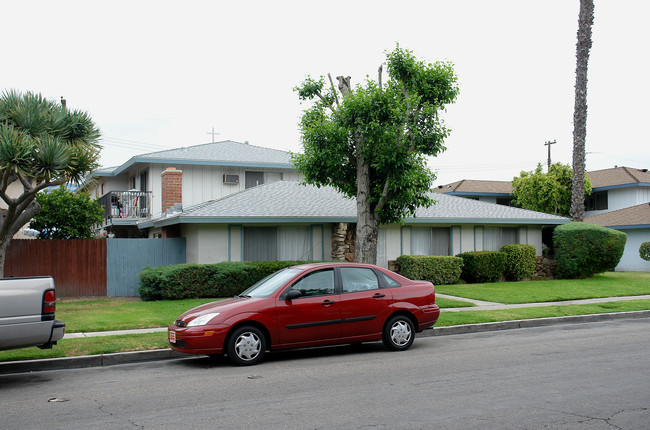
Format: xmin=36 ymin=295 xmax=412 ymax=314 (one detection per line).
xmin=570 ymin=0 xmax=595 ymax=222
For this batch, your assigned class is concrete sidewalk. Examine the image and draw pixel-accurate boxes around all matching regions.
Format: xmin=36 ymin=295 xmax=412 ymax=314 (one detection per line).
xmin=437 ymin=293 xmax=650 ymax=311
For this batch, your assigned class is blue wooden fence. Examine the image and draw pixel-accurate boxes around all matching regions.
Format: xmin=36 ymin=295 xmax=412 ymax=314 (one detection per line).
xmin=106 ymin=238 xmax=186 ymax=296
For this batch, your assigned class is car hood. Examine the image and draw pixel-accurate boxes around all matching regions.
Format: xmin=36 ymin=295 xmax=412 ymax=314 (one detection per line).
xmin=179 ymin=297 xmax=254 ymax=321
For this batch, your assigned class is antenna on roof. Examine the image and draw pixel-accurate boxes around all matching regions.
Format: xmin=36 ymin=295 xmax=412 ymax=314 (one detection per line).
xmin=206 ymin=127 xmax=220 ymax=143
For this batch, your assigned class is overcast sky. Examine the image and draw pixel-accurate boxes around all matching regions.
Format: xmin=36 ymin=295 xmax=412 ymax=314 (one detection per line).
xmin=3 ymin=0 xmax=648 ymax=185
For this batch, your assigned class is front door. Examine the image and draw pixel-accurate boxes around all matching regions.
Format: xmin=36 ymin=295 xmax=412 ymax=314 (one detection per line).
xmin=275 ymin=268 xmax=341 ymax=346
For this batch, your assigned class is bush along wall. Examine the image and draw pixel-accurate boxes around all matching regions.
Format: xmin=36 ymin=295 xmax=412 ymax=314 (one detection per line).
xmin=138 ymin=261 xmax=314 ymax=301
xmin=458 ymin=251 xmax=507 ymax=284
xmin=553 ymin=222 xmax=627 ymax=279
xmin=395 ymin=255 xmax=463 ymax=285
xmin=640 ymin=241 xmax=650 ymax=261
xmin=501 ymin=244 xmax=536 ymax=281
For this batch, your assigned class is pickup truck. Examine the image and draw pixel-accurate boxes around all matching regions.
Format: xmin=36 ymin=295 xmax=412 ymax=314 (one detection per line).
xmin=0 ymin=276 xmax=65 ymax=351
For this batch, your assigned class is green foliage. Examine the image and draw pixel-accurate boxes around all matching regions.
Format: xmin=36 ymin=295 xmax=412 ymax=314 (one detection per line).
xmin=292 ymin=45 xmax=459 ymax=226
xmin=0 ymin=90 xmax=101 ymax=274
xmin=29 ymin=187 xmax=104 ymax=239
xmin=640 ymin=242 xmax=650 ymax=261
xmin=138 ymin=261 xmax=313 ymax=301
xmin=500 ymin=244 xmax=536 ymax=281
xmin=511 ymin=163 xmax=592 ymax=217
xmin=457 ymin=251 xmax=507 ymax=284
xmin=395 ymin=255 xmax=463 ymax=285
xmin=553 ymin=222 xmax=627 ymax=278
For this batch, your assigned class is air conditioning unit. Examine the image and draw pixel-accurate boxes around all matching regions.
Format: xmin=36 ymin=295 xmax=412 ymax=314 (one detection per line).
xmin=223 ymin=174 xmax=239 ymax=185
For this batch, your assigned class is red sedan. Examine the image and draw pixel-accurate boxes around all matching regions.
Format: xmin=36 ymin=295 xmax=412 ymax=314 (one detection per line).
xmin=168 ymin=262 xmax=440 ymax=365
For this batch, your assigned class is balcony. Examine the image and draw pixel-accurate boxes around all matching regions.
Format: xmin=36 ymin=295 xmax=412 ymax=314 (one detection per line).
xmin=98 ymin=191 xmax=152 ymax=225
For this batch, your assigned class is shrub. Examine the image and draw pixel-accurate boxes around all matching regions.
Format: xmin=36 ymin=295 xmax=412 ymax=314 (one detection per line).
xmin=553 ymin=222 xmax=627 ymax=279
xmin=640 ymin=242 xmax=650 ymax=261
xmin=457 ymin=251 xmax=507 ymax=283
xmin=138 ymin=260 xmax=314 ymax=301
xmin=500 ymin=244 xmax=536 ymax=281
xmin=395 ymin=255 xmax=463 ymax=285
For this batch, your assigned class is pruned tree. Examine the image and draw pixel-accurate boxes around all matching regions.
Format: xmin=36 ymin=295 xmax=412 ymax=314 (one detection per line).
xmin=0 ymin=90 xmax=101 ymax=275
xmin=512 ymin=162 xmax=591 ymax=217
xmin=570 ymin=0 xmax=595 ymax=221
xmin=293 ymin=46 xmax=459 ymax=264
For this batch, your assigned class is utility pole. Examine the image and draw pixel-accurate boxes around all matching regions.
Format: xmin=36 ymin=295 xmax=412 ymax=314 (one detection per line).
xmin=544 ymin=140 xmax=556 ymax=171
xmin=206 ymin=127 xmax=220 ymax=143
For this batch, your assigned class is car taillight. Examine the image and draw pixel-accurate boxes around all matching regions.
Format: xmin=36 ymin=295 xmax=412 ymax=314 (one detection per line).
xmin=42 ymin=289 xmax=56 ymax=320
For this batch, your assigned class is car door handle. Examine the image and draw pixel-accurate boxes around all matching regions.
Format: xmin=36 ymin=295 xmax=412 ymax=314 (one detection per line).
xmin=372 ymin=294 xmax=386 ymax=298
xmin=321 ymin=300 xmax=336 ymax=306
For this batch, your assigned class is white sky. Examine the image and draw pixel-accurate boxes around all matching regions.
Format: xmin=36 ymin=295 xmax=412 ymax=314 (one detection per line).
xmin=3 ymin=0 xmax=648 ymax=185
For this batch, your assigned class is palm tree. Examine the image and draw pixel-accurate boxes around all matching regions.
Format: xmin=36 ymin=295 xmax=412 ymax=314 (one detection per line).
xmin=570 ymin=0 xmax=595 ymax=221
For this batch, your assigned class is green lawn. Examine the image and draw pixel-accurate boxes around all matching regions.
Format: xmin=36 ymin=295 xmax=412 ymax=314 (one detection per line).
xmin=436 ymin=297 xmax=475 ymax=308
xmin=437 ymin=272 xmax=650 ymax=304
xmin=58 ymin=298 xmax=217 ymax=333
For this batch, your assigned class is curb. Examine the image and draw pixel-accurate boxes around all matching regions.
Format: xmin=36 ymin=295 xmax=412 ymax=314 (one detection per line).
xmin=2 ymin=310 xmax=650 ymax=374
xmin=0 ymin=349 xmax=186 ymax=375
xmin=420 ymin=309 xmax=650 ymax=337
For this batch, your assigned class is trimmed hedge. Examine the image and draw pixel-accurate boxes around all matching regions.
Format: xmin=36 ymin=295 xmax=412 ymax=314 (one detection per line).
xmin=501 ymin=244 xmax=536 ymax=281
xmin=458 ymin=251 xmax=507 ymax=284
xmin=553 ymin=222 xmax=626 ymax=279
xmin=395 ymin=255 xmax=463 ymax=285
xmin=640 ymin=241 xmax=650 ymax=261
xmin=138 ymin=261 xmax=314 ymax=301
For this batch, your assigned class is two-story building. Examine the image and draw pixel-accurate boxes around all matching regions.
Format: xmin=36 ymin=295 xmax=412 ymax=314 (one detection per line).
xmin=85 ymin=140 xmax=301 ymax=237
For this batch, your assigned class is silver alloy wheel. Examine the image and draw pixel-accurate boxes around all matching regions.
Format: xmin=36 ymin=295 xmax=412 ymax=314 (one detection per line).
xmin=234 ymin=331 xmax=261 ymax=361
xmin=390 ymin=320 xmax=412 ymax=347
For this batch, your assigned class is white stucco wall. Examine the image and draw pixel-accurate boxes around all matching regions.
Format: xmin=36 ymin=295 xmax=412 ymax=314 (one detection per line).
xmin=615 ymin=228 xmax=650 ymax=272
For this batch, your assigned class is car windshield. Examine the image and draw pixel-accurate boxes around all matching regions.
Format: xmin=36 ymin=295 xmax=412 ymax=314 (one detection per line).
xmin=239 ymin=268 xmax=303 ymax=298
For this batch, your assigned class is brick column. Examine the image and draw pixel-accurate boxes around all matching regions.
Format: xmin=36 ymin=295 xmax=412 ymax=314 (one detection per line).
xmin=161 ymin=167 xmax=182 ymax=214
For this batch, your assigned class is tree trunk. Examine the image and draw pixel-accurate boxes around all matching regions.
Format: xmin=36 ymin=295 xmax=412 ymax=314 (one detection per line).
xmin=355 ymin=147 xmax=379 ymax=264
xmin=570 ymin=0 xmax=594 ymax=222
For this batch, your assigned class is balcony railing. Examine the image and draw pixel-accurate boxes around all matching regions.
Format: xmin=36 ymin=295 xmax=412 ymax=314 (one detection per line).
xmin=98 ymin=191 xmax=152 ymax=224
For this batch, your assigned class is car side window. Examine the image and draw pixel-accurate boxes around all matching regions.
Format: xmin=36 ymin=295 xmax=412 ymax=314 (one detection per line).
xmin=340 ymin=267 xmax=380 ymax=293
xmin=380 ymin=273 xmax=401 ymax=288
xmin=289 ymin=269 xmax=335 ymax=297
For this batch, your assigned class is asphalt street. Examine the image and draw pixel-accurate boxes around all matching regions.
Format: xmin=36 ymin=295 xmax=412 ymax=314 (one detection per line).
xmin=1 ymin=318 xmax=649 ymax=429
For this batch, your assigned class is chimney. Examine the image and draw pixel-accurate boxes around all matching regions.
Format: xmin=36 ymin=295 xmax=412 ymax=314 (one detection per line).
xmin=61 ymin=97 xmax=67 ymax=111
xmin=161 ymin=167 xmax=183 ymax=214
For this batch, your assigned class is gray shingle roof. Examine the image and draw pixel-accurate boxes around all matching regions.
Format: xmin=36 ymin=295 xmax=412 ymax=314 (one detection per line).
xmin=98 ymin=140 xmax=294 ymax=176
xmin=137 ymin=140 xmax=292 ymax=165
xmin=145 ymin=181 xmax=567 ymax=227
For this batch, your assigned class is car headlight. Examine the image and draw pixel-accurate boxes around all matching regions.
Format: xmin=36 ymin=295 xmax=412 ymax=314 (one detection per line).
xmin=187 ymin=312 xmax=220 ymax=327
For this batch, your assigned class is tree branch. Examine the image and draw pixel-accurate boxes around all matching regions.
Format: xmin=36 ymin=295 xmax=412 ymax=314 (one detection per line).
xmin=378 ymin=65 xmax=383 ymax=91
xmin=328 ymin=73 xmax=340 ymax=108
xmin=374 ymin=179 xmax=391 ymax=215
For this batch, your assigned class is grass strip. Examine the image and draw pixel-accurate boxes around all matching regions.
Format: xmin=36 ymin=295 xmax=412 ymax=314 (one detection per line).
xmin=437 ymin=272 xmax=650 ymax=304
xmin=0 ymin=332 xmax=168 ymax=363
xmin=437 ymin=299 xmax=650 ymax=326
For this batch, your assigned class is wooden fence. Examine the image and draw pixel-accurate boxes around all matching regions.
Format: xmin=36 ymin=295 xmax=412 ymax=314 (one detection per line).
xmin=6 ymin=239 xmax=107 ymax=297
xmin=5 ymin=238 xmax=185 ymax=297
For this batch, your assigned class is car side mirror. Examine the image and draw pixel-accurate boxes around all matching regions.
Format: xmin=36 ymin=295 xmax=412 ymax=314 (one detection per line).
xmin=285 ymin=290 xmax=302 ymax=301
